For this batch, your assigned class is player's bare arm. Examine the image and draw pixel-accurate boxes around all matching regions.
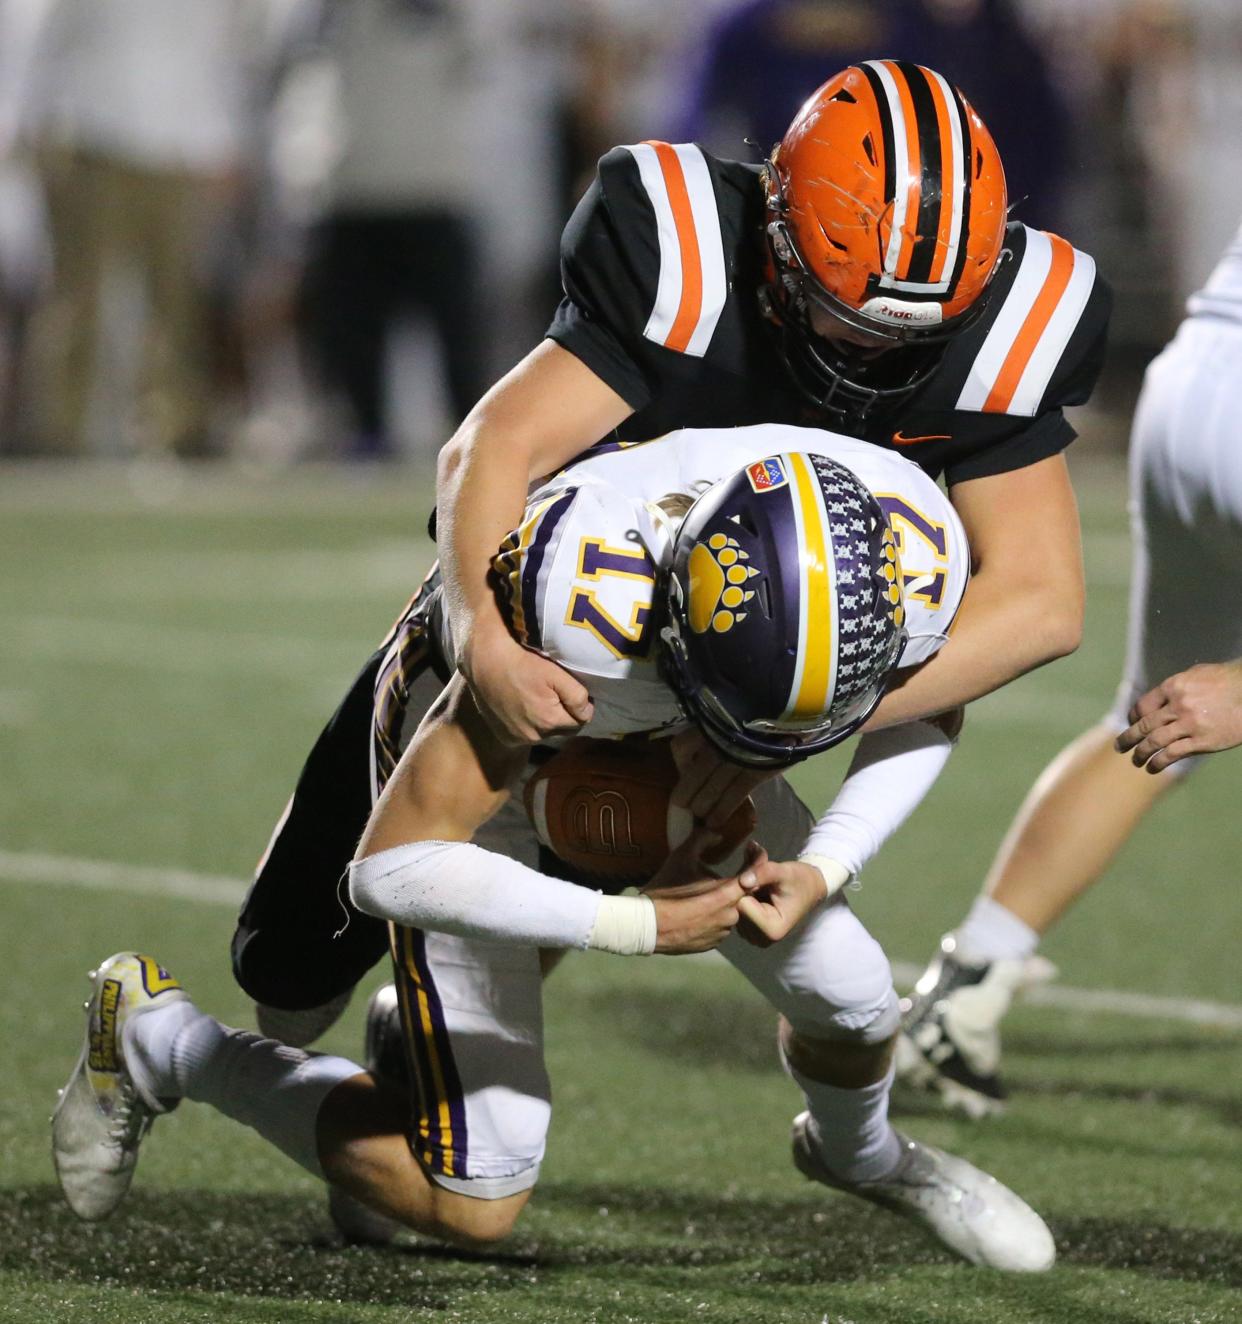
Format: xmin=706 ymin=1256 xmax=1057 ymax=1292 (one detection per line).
xmin=865 ymin=455 xmax=1084 ymax=730
xmin=355 ymin=675 xmax=750 ymax=956
xmin=358 ymin=674 xmax=523 ymax=855
xmin=436 ymin=342 xmax=634 ymax=745
xmin=1116 ymin=659 xmax=1242 ymax=771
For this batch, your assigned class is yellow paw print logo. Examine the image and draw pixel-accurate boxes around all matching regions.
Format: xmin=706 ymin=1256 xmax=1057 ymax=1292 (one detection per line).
xmin=880 ymin=526 xmax=905 ymax=629
xmin=688 ymin=533 xmax=761 ymax=634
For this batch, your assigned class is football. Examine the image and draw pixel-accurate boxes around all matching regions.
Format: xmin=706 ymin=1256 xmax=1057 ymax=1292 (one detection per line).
xmin=523 ymin=737 xmax=757 ymax=884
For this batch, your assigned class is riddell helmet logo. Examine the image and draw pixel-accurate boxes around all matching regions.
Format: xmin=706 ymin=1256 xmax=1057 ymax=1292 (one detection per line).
xmin=746 ymin=458 xmax=788 ymax=492
xmin=860 ymin=296 xmax=943 ymax=327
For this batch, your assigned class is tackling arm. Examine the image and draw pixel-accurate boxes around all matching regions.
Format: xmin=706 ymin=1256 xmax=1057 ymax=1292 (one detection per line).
xmin=436 ymin=342 xmax=635 ymax=745
xmin=863 ymin=454 xmax=1084 ymax=730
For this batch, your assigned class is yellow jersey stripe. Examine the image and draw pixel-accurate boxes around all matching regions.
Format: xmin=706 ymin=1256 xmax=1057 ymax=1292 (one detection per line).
xmin=388 ymin=924 xmax=434 ymax=1160
xmin=401 ymin=927 xmax=456 ymax=1177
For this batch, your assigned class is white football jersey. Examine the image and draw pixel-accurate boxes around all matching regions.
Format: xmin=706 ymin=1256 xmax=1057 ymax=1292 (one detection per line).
xmin=1186 ymin=214 xmax=1242 ymax=326
xmin=490 ymin=423 xmax=969 ymax=740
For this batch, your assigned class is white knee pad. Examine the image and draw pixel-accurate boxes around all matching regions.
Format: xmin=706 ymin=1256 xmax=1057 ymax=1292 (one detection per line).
xmin=721 ymin=895 xmax=900 ymax=1045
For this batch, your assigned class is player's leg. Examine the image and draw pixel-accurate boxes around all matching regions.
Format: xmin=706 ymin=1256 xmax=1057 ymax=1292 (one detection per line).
xmin=722 ymin=778 xmax=1053 ymax=1270
xmin=231 ymin=648 xmax=393 ymax=1040
xmin=52 ymin=951 xmax=535 ymax=1247
xmin=900 ymin=325 xmax=1242 ymax=1113
xmin=235 ymin=574 xmax=447 ymax=1045
xmin=722 ymin=893 xmax=1054 ymax=1270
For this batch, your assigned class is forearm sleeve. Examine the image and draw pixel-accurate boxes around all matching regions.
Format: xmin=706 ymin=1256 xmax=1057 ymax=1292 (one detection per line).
xmin=799 ymin=721 xmax=954 ymax=877
xmin=350 ymin=841 xmax=602 ymax=949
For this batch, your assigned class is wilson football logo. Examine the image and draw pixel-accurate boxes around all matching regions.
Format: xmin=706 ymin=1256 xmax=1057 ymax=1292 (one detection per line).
xmin=564 ymin=788 xmax=642 ymax=859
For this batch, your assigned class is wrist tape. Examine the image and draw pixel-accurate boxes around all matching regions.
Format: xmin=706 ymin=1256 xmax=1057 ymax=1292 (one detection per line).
xmin=796 ymin=854 xmax=853 ymax=900
xmin=588 ymin=893 xmax=658 ymax=956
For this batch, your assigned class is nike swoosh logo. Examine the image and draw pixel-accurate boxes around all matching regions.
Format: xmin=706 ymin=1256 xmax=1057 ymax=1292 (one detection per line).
xmin=891 ymin=430 xmax=952 ymax=446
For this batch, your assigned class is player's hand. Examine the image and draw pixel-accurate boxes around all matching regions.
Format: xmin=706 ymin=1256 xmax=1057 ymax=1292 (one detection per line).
xmin=460 ymin=623 xmax=594 ymax=746
xmin=643 ymin=827 xmax=756 ymax=953
xmin=1116 ymin=661 xmax=1242 ymax=772
xmin=670 ymin=728 xmax=776 ymax=829
xmin=734 ymin=844 xmax=829 ymax=947
xmin=645 ymin=874 xmax=751 ymax=954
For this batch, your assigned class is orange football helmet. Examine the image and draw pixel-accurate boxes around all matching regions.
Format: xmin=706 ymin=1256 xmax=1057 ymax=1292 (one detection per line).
xmin=761 ymin=60 xmax=1009 ymax=420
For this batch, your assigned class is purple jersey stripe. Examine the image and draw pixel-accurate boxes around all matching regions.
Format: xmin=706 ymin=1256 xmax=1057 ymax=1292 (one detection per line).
xmin=389 ymin=925 xmax=446 ymax=1164
xmin=520 ymin=488 xmax=577 ymax=652
xmin=406 ymin=927 xmax=470 ymax=1178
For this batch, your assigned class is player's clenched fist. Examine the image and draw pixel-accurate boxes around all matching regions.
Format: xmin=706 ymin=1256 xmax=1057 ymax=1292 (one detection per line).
xmin=461 ymin=626 xmax=594 ymax=746
xmin=645 ymin=874 xmax=751 ymax=954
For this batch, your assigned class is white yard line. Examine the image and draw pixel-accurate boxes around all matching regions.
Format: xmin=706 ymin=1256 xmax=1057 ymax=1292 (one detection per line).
xmin=0 ymin=849 xmax=246 ymax=907
xmin=2 ymin=847 xmax=1240 ymax=1031
xmin=886 ymin=962 xmax=1242 ymax=1030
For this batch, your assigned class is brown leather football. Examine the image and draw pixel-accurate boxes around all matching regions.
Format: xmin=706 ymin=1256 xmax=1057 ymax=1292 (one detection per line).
xmin=523 ymin=737 xmax=757 ymax=884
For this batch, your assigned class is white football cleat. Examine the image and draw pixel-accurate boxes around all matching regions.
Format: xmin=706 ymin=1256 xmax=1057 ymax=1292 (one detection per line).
xmin=52 ymin=952 xmax=189 ymax=1221
xmin=897 ymin=935 xmax=1058 ymax=1118
xmin=254 ymin=988 xmax=353 ymax=1048
xmin=792 ymin=1112 xmax=1056 ymax=1271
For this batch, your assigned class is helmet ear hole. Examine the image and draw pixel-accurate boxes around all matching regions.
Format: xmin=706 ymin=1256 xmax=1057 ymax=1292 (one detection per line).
xmin=862 ymin=133 xmax=877 ymax=167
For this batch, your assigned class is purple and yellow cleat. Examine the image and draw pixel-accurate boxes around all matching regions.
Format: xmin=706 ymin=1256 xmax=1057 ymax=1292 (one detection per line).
xmin=51 ymin=952 xmax=187 ymax=1221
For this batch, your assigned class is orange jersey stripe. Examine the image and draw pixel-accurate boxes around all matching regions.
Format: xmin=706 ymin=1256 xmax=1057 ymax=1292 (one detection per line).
xmin=925 ymin=74 xmax=958 ymax=286
xmin=648 ymin=141 xmax=704 ymax=353
xmin=983 ymin=234 xmax=1076 ymax=413
xmin=886 ymin=61 xmax=923 ymax=282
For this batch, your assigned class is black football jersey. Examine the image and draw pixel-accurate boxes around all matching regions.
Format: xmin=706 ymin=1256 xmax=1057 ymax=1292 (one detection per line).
xmin=547 ymin=142 xmax=1111 ymax=487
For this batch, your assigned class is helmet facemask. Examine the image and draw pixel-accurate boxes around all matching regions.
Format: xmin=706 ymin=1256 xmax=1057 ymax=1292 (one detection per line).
xmin=761 ymin=164 xmax=993 ymax=425
xmin=758 ymin=61 xmax=1010 ymax=426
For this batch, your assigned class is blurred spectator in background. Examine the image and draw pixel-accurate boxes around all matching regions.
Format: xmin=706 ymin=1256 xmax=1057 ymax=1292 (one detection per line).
xmin=299 ymin=0 xmax=490 ymax=462
xmin=1110 ymin=0 xmax=1242 ymax=305
xmin=912 ymin=0 xmax=1070 ymax=231
xmin=15 ymin=0 xmax=268 ymax=457
xmin=0 ymin=0 xmax=53 ymax=450
xmin=4 ymin=0 xmax=1238 ymax=463
xmin=677 ymin=0 xmax=1070 ymax=231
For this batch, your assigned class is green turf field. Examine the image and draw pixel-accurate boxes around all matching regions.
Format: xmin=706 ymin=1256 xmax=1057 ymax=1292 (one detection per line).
xmin=0 ymin=453 xmax=1238 ymax=1324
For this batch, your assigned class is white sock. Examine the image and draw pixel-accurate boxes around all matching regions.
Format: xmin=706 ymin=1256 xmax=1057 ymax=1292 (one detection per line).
xmin=792 ymin=1063 xmax=902 ymax=1184
xmin=125 ymin=1001 xmax=363 ymax=1180
xmin=952 ymin=895 xmax=1039 ymax=965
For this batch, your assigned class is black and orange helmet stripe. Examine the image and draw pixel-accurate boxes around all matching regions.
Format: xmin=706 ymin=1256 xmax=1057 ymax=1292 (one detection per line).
xmin=895 ymin=59 xmax=944 ymax=285
xmin=945 ymin=78 xmax=975 ymax=301
xmin=857 ymin=59 xmax=975 ymax=300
